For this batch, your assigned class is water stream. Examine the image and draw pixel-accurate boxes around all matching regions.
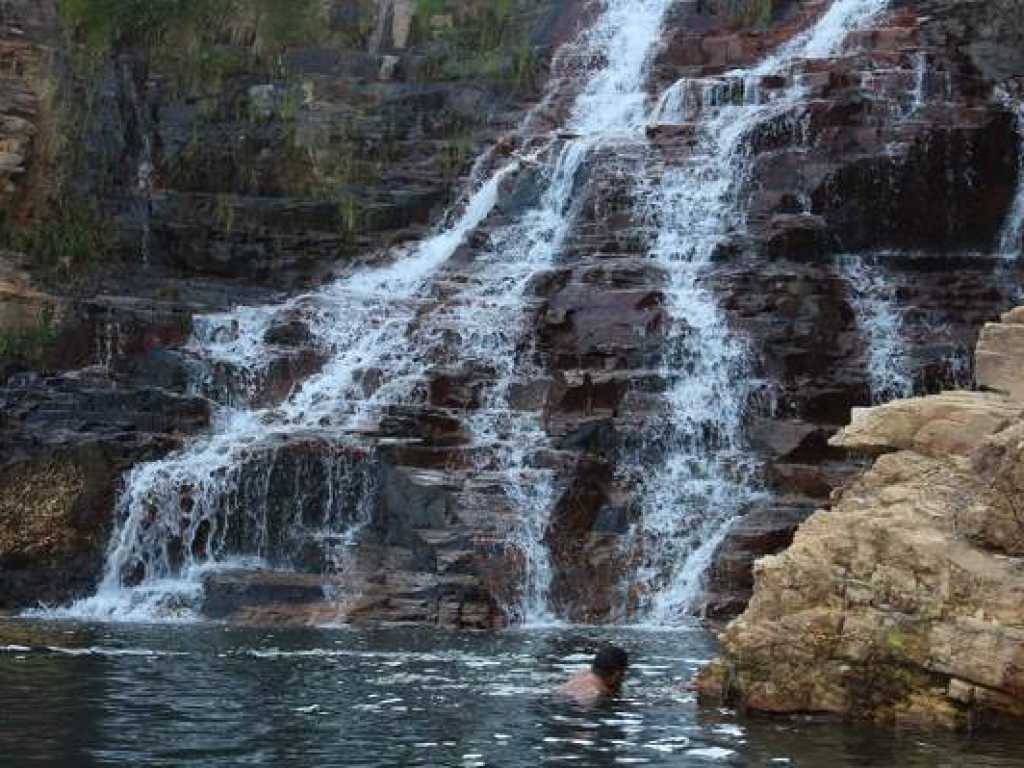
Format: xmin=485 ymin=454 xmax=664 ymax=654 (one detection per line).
xmin=998 ymin=95 xmax=1024 ymax=258
xmin=839 ymin=256 xmax=914 ymax=403
xmin=628 ymin=0 xmax=890 ymax=621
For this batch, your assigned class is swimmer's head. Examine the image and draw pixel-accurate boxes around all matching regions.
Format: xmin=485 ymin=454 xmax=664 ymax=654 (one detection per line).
xmin=592 ymin=645 xmax=629 ymax=686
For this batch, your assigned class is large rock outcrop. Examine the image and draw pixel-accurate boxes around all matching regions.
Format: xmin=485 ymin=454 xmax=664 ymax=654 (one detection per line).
xmin=697 ymin=307 xmax=1024 ymax=728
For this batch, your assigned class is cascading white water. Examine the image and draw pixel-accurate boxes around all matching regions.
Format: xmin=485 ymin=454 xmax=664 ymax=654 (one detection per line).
xmin=910 ymin=50 xmax=928 ymax=114
xmin=840 ymin=256 xmax=914 ymax=403
xmin=631 ymin=0 xmax=890 ymax=622
xmin=445 ymin=141 xmax=591 ymax=625
xmin=137 ymin=134 xmax=155 ymax=266
xmin=58 ymin=155 xmax=521 ymax=621
xmin=346 ymin=0 xmax=682 ymax=624
xmin=58 ymin=0 xmax=680 ymax=624
xmin=998 ymin=95 xmax=1024 ymax=258
xmin=483 ymin=0 xmax=682 ymax=623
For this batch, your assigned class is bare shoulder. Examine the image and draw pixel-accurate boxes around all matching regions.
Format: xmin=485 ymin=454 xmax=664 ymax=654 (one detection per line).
xmin=555 ymin=671 xmax=605 ymax=704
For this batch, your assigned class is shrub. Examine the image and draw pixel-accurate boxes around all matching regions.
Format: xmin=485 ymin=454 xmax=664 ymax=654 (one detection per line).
xmin=58 ymin=0 xmax=324 ymax=57
xmin=0 ymin=307 xmax=58 ymax=367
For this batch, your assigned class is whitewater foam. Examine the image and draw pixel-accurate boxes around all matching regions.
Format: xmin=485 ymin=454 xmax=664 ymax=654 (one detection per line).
xmin=840 ymin=256 xmax=914 ymax=403
xmin=632 ymin=0 xmax=890 ymax=622
xmin=997 ymin=93 xmax=1024 ymax=258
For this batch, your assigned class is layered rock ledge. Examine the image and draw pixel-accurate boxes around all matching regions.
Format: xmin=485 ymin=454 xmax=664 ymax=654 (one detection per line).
xmin=697 ymin=307 xmax=1024 ymax=728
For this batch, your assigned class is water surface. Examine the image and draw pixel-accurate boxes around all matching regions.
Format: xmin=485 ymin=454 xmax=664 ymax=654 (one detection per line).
xmin=2 ymin=620 xmax=1023 ymax=767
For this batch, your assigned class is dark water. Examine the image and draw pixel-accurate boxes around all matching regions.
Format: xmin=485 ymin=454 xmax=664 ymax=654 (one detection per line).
xmin=1 ymin=620 xmax=1022 ymax=767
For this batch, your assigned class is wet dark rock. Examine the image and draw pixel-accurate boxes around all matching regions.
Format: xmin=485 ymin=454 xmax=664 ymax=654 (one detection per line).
xmin=760 ymin=214 xmax=833 ymax=261
xmin=201 ymin=571 xmax=328 ymax=621
xmin=378 ymin=466 xmax=453 ymax=538
xmin=704 ymin=502 xmax=812 ymax=620
xmin=0 ymin=378 xmax=211 ymax=609
xmin=264 ymin=320 xmax=314 ymax=348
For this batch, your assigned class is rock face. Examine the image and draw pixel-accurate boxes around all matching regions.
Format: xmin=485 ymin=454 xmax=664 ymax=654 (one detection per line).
xmin=1 ymin=0 xmax=1023 ymax=626
xmin=0 ymin=373 xmax=210 ymax=608
xmin=0 ymin=0 xmax=582 ymax=615
xmin=697 ymin=307 xmax=1024 ymax=728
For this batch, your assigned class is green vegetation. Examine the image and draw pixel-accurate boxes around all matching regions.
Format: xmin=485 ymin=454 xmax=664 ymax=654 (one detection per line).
xmin=440 ymin=135 xmax=475 ymax=180
xmin=58 ymin=0 xmax=327 ymax=87
xmin=11 ymin=201 xmax=110 ymax=278
xmin=410 ymin=0 xmax=540 ymax=88
xmin=0 ymin=308 xmax=57 ymax=367
xmin=44 ymin=0 xmax=542 ymax=267
xmin=338 ymin=194 xmax=363 ymax=243
xmin=59 ymin=0 xmax=324 ymax=54
xmin=711 ymin=0 xmax=775 ymax=29
xmin=214 ymin=193 xmax=238 ymax=234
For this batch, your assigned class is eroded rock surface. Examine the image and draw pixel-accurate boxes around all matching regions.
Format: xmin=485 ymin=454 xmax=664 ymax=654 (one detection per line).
xmin=698 ymin=308 xmax=1024 ymax=729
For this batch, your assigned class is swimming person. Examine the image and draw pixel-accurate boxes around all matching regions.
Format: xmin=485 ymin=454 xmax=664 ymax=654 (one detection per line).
xmin=556 ymin=645 xmax=629 ymax=704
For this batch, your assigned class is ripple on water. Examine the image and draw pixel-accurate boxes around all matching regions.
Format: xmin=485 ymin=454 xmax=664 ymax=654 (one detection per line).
xmin=687 ymin=746 xmax=736 ymax=760
xmin=2 ymin=621 xmax=1024 ymax=768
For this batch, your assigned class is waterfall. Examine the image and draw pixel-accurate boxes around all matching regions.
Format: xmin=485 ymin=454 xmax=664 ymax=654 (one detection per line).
xmin=137 ymin=134 xmax=154 ymax=265
xmin=48 ymin=0 xmax=901 ymax=626
xmin=998 ymin=96 xmax=1024 ymax=258
xmin=840 ymin=256 xmax=913 ymax=403
xmin=342 ymin=0 xmax=681 ymax=625
xmin=122 ymin=60 xmax=155 ymax=265
xmin=910 ymin=51 xmax=928 ymax=114
xmin=57 ymin=0 xmax=678 ymax=624
xmin=469 ymin=0 xmax=682 ymax=624
xmin=630 ymin=0 xmax=890 ymax=622
xmin=60 ymin=155 xmax=520 ymax=621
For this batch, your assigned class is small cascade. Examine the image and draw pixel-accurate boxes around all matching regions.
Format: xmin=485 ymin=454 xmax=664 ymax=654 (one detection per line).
xmin=64 ymin=162 xmax=517 ymax=621
xmin=65 ymin=443 xmax=379 ymax=620
xmin=137 ymin=134 xmax=154 ymax=265
xmin=95 ymin=310 xmax=123 ymax=372
xmin=998 ymin=94 xmax=1024 ymax=258
xmin=839 ymin=256 xmax=913 ymax=403
xmin=910 ymin=50 xmax=928 ymax=114
xmin=450 ymin=141 xmax=590 ymax=625
xmin=630 ymin=0 xmax=890 ymax=622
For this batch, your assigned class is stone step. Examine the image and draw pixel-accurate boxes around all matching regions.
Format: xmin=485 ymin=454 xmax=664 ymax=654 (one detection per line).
xmin=201 ymin=569 xmax=329 ymax=620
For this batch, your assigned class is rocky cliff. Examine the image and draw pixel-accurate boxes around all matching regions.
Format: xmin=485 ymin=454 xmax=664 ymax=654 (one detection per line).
xmin=1 ymin=0 xmax=1023 ymax=626
xmin=0 ymin=0 xmax=582 ymax=615
xmin=697 ymin=306 xmax=1024 ymax=728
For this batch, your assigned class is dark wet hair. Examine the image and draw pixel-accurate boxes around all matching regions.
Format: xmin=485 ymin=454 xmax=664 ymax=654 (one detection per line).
xmin=592 ymin=645 xmax=629 ymax=678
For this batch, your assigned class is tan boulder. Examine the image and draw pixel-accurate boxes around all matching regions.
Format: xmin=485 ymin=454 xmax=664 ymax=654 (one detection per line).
xmin=977 ymin=320 xmax=1024 ymax=400
xmin=700 ymin=306 xmax=1024 ymax=729
xmin=828 ymin=391 xmax=1022 ymax=457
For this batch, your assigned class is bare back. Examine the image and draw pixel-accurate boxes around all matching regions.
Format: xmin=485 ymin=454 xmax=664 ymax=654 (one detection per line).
xmin=555 ymin=670 xmax=611 ymax=705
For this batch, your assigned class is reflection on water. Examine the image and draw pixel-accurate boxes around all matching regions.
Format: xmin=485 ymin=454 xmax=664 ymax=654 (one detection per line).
xmin=1 ymin=621 xmax=1022 ymax=767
